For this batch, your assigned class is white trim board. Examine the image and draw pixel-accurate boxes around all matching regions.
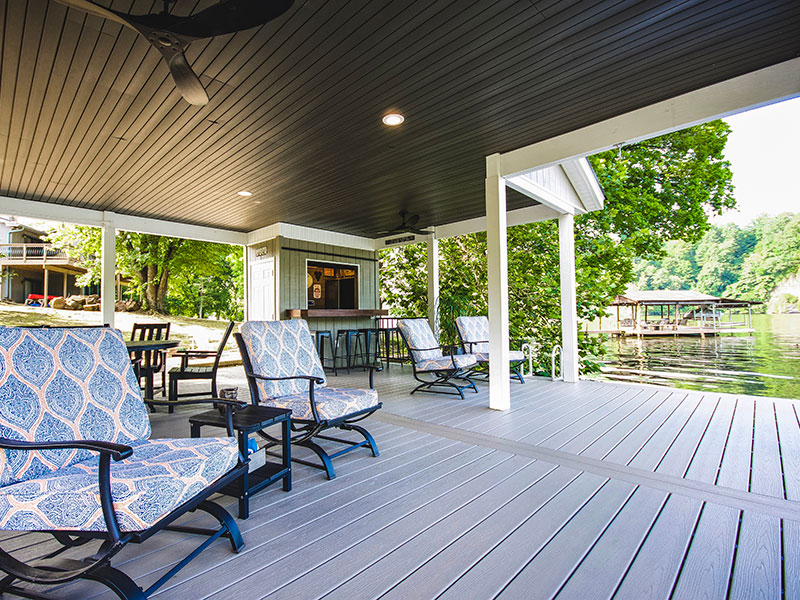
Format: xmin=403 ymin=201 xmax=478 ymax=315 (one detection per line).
xmin=247 ymin=222 xmax=375 ymax=251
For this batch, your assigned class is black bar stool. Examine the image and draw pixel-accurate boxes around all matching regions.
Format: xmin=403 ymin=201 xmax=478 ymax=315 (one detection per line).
xmin=359 ymin=327 xmax=381 ymax=367
xmin=334 ymin=329 xmax=365 ymax=374
xmin=311 ymin=330 xmax=336 ymax=374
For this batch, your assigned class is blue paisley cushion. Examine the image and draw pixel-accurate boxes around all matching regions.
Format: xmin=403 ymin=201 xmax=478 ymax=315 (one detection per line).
xmin=473 ymin=350 xmax=525 ymax=363
xmin=397 ymin=319 xmax=442 ymax=363
xmin=239 ymin=320 xmax=326 ymax=400
xmin=0 ymin=437 xmax=238 ymax=532
xmin=261 ymin=387 xmax=379 ymax=421
xmin=0 ymin=327 xmax=150 ymax=488
xmin=455 ymin=316 xmax=490 ymax=354
xmin=416 ymin=354 xmax=477 ymax=372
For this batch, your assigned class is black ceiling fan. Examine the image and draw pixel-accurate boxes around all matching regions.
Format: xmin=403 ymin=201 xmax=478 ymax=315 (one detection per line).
xmin=376 ymin=210 xmax=432 ymax=237
xmin=54 ymin=0 xmax=294 ymax=105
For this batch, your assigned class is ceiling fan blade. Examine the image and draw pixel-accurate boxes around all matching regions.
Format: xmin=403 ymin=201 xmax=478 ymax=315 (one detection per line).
xmin=158 ymin=45 xmax=209 ymax=105
xmin=406 ymin=213 xmax=420 ymax=227
xmin=162 ymin=0 xmax=295 ymax=39
xmin=54 ymin=0 xmax=131 ymax=28
xmin=408 ymin=227 xmax=433 ymax=236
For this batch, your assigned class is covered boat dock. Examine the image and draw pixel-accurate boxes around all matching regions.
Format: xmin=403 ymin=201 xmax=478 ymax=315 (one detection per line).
xmin=600 ymin=290 xmax=760 ymax=337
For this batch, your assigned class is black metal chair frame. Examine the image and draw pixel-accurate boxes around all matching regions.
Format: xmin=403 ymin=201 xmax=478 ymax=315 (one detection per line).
xmin=0 ymin=397 xmax=248 ymax=600
xmin=130 ymin=322 xmax=171 ymax=397
xmin=397 ymin=328 xmax=478 ymax=399
xmin=456 ymin=331 xmax=526 ymax=384
xmin=168 ymin=321 xmax=235 ymax=412
xmin=235 ymin=332 xmax=382 ymax=480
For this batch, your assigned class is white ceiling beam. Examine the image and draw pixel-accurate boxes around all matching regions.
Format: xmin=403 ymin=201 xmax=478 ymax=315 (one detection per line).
xmin=499 ymin=57 xmax=800 ymax=177
xmin=0 ymin=195 xmax=247 ymax=245
xmin=433 ymin=204 xmax=561 ymax=240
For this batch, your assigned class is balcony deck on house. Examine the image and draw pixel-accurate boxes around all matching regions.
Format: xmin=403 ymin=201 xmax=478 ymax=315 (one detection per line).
xmin=16 ymin=365 xmax=797 ymax=600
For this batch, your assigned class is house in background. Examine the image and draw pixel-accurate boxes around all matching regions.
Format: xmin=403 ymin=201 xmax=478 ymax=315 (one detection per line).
xmin=0 ymin=216 xmax=88 ymax=304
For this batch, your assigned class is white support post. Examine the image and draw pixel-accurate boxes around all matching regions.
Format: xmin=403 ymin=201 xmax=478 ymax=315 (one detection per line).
xmin=242 ymin=245 xmax=249 ymax=321
xmin=100 ymin=212 xmax=116 ymax=327
xmin=426 ymin=237 xmax=439 ymax=338
xmin=42 ymin=268 xmax=49 ymax=307
xmin=486 ymin=154 xmax=511 ymax=410
xmin=558 ymin=213 xmax=579 ymax=382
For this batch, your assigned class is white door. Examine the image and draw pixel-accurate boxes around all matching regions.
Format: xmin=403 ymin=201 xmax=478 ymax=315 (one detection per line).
xmin=249 ymin=258 xmax=275 ymax=321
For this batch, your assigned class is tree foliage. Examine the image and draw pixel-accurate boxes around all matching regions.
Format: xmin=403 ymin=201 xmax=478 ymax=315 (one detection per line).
xmin=46 ymin=225 xmax=242 ymax=317
xmin=380 ymin=121 xmax=735 ymax=375
xmin=633 ymin=214 xmax=800 ymax=306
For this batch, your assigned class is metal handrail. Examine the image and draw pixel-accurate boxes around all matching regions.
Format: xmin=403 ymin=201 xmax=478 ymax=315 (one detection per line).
xmin=551 ymin=345 xmax=563 ymax=381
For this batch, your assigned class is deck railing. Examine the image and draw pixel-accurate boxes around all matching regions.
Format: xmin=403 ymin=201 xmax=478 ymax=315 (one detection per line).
xmin=0 ymin=243 xmax=73 ymax=264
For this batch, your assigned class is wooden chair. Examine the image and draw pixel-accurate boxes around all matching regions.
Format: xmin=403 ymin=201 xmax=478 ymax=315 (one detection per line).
xmin=168 ymin=321 xmax=235 ymax=412
xmin=130 ymin=322 xmax=170 ymax=396
xmin=0 ymin=326 xmax=247 ymax=600
xmin=396 ymin=318 xmax=479 ymax=398
xmin=235 ymin=319 xmax=382 ymax=480
xmin=455 ymin=316 xmax=525 ymax=383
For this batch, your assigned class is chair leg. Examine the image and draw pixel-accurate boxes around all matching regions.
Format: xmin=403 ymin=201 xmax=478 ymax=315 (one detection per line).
xmin=341 ymin=423 xmax=379 ymax=457
xmin=296 ymin=439 xmax=336 ymax=480
xmin=195 ymin=500 xmax=245 ymax=553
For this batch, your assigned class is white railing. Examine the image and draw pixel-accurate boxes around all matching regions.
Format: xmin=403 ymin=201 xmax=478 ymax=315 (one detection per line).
xmin=0 ymin=243 xmax=72 ymax=264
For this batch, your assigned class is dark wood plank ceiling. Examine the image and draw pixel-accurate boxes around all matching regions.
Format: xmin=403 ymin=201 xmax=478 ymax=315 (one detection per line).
xmin=1 ymin=0 xmax=798 ymax=237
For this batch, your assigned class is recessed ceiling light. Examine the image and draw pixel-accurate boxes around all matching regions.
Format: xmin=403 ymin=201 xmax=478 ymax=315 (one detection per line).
xmin=237 ymin=190 xmax=252 ymax=197
xmin=382 ymin=113 xmax=404 ymax=126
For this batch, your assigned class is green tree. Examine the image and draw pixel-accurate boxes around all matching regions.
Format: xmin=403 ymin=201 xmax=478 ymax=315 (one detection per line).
xmin=381 ymin=121 xmax=735 ymax=374
xmin=727 ymin=213 xmax=800 ymax=301
xmin=46 ymin=226 xmax=241 ymax=315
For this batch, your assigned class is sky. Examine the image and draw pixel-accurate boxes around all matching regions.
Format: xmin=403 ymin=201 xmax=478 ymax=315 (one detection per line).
xmin=712 ymin=96 xmax=800 ymax=226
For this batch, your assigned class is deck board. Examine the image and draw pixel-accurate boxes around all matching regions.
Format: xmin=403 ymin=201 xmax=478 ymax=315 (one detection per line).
xmin=28 ymin=368 xmax=800 ymax=600
xmin=437 ymin=473 xmax=609 ymax=599
xmin=320 ymin=459 xmax=556 ymax=600
xmin=613 ymin=494 xmax=703 ymax=600
xmin=671 ymin=503 xmax=738 ymax=600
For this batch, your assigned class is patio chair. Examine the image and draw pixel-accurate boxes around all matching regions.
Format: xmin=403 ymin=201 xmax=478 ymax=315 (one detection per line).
xmin=130 ymin=322 xmax=170 ymax=396
xmin=455 ymin=316 xmax=525 ymax=384
xmin=396 ymin=318 xmax=478 ymax=398
xmin=235 ymin=320 xmax=382 ymax=480
xmin=0 ymin=326 xmax=247 ymax=600
xmin=168 ymin=320 xmax=235 ymax=411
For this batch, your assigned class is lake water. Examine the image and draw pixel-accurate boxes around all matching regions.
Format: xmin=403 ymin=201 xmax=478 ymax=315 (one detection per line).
xmin=596 ymin=314 xmax=800 ymax=399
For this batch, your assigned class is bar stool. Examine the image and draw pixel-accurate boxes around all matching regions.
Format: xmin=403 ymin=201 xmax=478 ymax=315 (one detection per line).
xmin=334 ymin=329 xmax=365 ymax=374
xmin=359 ymin=327 xmax=381 ymax=367
xmin=311 ymin=330 xmax=337 ymax=374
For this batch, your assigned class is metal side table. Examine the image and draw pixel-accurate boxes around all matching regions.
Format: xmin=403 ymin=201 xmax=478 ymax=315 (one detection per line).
xmin=189 ymin=405 xmax=291 ymax=519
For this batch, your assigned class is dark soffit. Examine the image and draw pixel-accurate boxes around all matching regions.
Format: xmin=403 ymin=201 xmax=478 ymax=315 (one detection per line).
xmin=0 ymin=0 xmax=798 ymax=237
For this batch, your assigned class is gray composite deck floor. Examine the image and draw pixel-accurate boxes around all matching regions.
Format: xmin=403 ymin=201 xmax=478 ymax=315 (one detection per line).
xmin=13 ymin=364 xmax=800 ymax=599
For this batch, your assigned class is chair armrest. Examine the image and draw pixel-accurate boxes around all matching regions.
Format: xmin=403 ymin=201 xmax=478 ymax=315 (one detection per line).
xmin=0 ymin=437 xmax=133 ymax=461
xmin=406 ymin=345 xmax=446 ymax=352
xmin=146 ymin=398 xmax=246 ymax=409
xmin=248 ymin=372 xmax=326 ymax=385
xmin=173 ymin=350 xmax=217 ymax=357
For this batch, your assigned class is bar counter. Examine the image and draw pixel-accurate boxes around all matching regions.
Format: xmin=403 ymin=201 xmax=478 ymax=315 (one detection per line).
xmin=286 ymin=309 xmax=389 ymax=319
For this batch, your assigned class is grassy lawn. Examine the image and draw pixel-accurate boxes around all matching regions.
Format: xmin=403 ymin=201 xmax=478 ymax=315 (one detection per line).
xmin=0 ymin=302 xmax=235 ymax=350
